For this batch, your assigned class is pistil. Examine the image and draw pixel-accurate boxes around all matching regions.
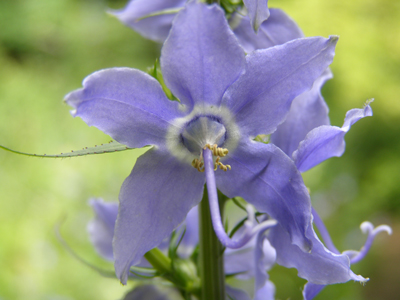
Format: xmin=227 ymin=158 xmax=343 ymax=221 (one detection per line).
xmin=203 ymin=148 xmax=277 ymax=249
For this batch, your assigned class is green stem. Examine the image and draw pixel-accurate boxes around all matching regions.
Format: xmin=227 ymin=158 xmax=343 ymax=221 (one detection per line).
xmin=198 ymin=186 xmax=226 ymax=300
xmin=144 ymin=248 xmax=172 ymax=275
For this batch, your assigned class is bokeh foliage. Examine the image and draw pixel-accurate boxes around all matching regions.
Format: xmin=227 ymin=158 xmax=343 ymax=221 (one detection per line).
xmin=0 ymin=0 xmax=399 ymax=299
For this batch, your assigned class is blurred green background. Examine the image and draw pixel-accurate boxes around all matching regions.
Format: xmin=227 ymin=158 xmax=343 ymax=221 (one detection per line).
xmin=0 ymin=0 xmax=399 ymax=299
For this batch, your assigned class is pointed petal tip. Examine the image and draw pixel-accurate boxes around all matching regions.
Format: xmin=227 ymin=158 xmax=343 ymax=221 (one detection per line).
xmin=116 ymin=262 xmax=130 ymax=285
xmin=364 ymin=98 xmax=374 ymax=116
xmin=105 ymin=8 xmax=120 ymax=18
xmin=352 ymin=273 xmax=369 ymax=283
xmin=328 ymin=35 xmax=339 ymax=43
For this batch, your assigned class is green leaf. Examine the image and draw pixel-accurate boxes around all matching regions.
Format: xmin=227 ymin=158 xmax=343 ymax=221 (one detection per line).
xmin=0 ymin=141 xmax=139 ymax=158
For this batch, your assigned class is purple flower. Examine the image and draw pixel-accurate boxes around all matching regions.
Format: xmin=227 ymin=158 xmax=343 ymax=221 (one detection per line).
xmin=123 ymin=285 xmax=180 ymax=300
xmin=232 ymin=8 xmax=304 ymax=54
xmin=65 ymin=2 xmax=337 ymax=284
xmin=110 ymin=0 xmax=270 ymax=42
xmin=88 ymin=199 xmax=197 ymax=263
xmin=109 ymin=0 xmax=186 ymax=43
xmin=242 ymin=0 xmax=270 ymax=31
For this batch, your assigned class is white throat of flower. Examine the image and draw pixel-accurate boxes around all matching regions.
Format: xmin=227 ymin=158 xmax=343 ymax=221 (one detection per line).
xmin=166 ymin=104 xmax=240 ymax=165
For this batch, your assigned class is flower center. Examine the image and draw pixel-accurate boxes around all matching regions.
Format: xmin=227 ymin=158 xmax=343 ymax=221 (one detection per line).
xmin=181 ymin=116 xmax=226 ymax=155
xmin=180 ymin=117 xmax=231 ymax=172
xmin=165 ymin=105 xmax=240 ymax=167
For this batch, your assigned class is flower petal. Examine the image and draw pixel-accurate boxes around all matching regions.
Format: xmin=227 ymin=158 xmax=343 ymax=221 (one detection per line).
xmin=268 ymin=223 xmax=367 ymax=285
xmin=110 ymin=0 xmax=185 ymax=43
xmin=65 ymin=68 xmax=184 ymax=149
xmin=233 ymin=8 xmax=302 ymax=53
xmin=161 ymin=2 xmax=245 ymax=109
xmin=176 ymin=206 xmax=199 ymax=258
xmin=293 ymin=102 xmax=373 ymax=172
xmin=302 ymin=283 xmax=325 ymax=300
xmin=122 ymin=285 xmax=177 ymax=300
xmin=254 ymin=232 xmax=276 ymax=291
xmin=222 ymin=36 xmax=338 ymax=137
xmin=113 ymin=148 xmax=205 ymax=284
xmin=270 ymin=68 xmax=332 ymax=157
xmin=226 ymin=286 xmax=252 ymax=300
xmin=254 ymin=280 xmax=275 ymax=300
xmin=87 ymin=199 xmax=154 ymax=271
xmin=216 ymin=141 xmax=313 ymax=252
xmin=224 ymin=244 xmax=255 ymax=276
xmin=243 ymin=0 xmax=270 ymax=32
xmin=88 ymin=199 xmax=119 ymax=261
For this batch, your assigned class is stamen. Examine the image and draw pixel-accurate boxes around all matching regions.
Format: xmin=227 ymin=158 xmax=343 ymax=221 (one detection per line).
xmin=204 ymin=143 xmax=229 ymax=157
xmin=191 ymin=158 xmax=205 ymax=172
xmin=193 ymin=144 xmax=231 ymax=173
xmin=217 ymin=162 xmax=231 ymax=171
xmin=203 ymin=143 xmax=231 ymax=172
xmin=203 ymin=148 xmax=277 ymax=249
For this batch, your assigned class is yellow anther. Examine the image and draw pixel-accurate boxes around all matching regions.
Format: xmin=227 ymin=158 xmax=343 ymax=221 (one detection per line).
xmin=217 ymin=162 xmax=231 ymax=172
xmin=202 ymin=144 xmax=232 ymax=172
xmin=214 ymin=156 xmax=220 ymax=171
xmin=204 ymin=144 xmax=229 ymax=157
xmin=192 ymin=158 xmax=205 ymax=172
xmin=192 ymin=144 xmax=231 ymax=172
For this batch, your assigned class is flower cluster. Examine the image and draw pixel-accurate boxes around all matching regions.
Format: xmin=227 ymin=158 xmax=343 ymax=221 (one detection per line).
xmin=61 ymin=0 xmax=391 ymax=299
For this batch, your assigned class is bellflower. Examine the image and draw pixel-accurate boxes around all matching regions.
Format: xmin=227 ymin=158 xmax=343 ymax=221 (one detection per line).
xmin=65 ymin=1 xmax=338 ymax=284
xmin=110 ymin=0 xmax=269 ymax=42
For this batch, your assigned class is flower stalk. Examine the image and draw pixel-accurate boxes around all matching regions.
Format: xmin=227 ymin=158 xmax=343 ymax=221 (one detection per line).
xmin=144 ymin=248 xmax=172 ymax=275
xmin=198 ymin=186 xmax=226 ymax=300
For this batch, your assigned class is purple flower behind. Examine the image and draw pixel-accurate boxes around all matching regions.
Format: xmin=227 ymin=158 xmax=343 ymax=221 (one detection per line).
xmin=110 ymin=0 xmax=270 ymax=42
xmin=109 ymin=0 xmax=186 ymax=43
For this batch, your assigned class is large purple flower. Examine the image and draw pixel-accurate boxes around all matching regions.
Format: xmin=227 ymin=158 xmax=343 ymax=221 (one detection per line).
xmin=65 ymin=2 xmax=337 ymax=283
xmin=110 ymin=0 xmax=269 ymax=42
